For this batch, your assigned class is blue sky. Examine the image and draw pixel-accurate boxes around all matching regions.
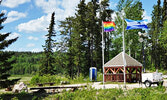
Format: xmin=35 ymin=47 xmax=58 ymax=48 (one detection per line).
xmin=0 ymin=0 xmax=158 ymax=52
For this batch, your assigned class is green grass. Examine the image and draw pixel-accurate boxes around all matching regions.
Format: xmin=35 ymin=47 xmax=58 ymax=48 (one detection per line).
xmin=0 ymin=74 xmax=167 ymax=100
xmin=0 ymin=85 xmax=166 ymax=100
xmin=9 ymin=75 xmax=32 ymax=85
xmin=44 ymin=86 xmax=167 ymax=100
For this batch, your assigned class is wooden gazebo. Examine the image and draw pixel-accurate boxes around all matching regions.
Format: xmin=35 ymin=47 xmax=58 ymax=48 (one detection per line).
xmin=104 ymin=52 xmax=142 ymax=82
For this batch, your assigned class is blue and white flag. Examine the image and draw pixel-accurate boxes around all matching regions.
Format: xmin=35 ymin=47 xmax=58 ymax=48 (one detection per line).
xmin=125 ymin=19 xmax=148 ymax=30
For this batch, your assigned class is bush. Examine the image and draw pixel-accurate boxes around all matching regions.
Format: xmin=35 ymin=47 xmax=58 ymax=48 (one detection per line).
xmin=30 ymin=75 xmax=40 ymax=84
xmin=30 ymin=74 xmax=69 ymax=85
xmin=96 ymin=71 xmax=103 ymax=82
xmin=69 ymin=74 xmax=89 ymax=84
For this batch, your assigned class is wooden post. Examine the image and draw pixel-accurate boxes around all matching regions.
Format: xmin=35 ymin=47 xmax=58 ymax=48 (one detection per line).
xmin=130 ymin=67 xmax=132 ymax=82
xmin=136 ymin=67 xmax=138 ymax=81
xmin=125 ymin=67 xmax=127 ymax=82
xmin=140 ymin=67 xmax=142 ymax=82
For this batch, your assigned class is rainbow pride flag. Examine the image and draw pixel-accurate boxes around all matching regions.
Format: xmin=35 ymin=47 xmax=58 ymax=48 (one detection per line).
xmin=103 ymin=21 xmax=115 ymax=32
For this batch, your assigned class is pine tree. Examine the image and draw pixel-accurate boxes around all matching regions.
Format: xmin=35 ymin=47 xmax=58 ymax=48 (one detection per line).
xmin=159 ymin=0 xmax=167 ymax=69
xmin=149 ymin=0 xmax=162 ymax=69
xmin=162 ymin=0 xmax=167 ymax=24
xmin=125 ymin=1 xmax=144 ymax=63
xmin=39 ymin=12 xmax=56 ymax=75
xmin=73 ymin=0 xmax=87 ymax=76
xmin=59 ymin=17 xmax=75 ymax=79
xmin=115 ymin=0 xmax=143 ymax=60
xmin=159 ymin=20 xmax=167 ymax=69
xmin=0 ymin=5 xmax=18 ymax=88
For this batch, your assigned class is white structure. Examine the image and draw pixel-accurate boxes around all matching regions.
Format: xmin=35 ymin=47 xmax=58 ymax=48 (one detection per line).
xmin=142 ymin=72 xmax=163 ymax=87
xmin=13 ymin=82 xmax=28 ymax=93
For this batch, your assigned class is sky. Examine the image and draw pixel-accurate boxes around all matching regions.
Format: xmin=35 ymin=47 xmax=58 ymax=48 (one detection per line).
xmin=0 ymin=0 xmax=158 ymax=52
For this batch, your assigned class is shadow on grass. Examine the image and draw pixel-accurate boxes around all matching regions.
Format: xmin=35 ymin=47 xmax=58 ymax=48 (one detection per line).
xmin=0 ymin=90 xmax=51 ymax=100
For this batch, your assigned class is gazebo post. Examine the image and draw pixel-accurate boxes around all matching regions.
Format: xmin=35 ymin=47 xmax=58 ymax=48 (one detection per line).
xmin=140 ymin=67 xmax=142 ymax=82
xmin=130 ymin=67 xmax=132 ymax=82
xmin=136 ymin=67 xmax=138 ymax=81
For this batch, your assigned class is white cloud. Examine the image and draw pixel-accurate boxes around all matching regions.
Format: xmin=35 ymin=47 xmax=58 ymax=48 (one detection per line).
xmin=61 ymin=0 xmax=79 ymax=18
xmin=28 ymin=36 xmax=39 ymax=40
xmin=1 ymin=10 xmax=7 ymax=14
xmin=27 ymin=43 xmax=35 ymax=47
xmin=17 ymin=0 xmax=80 ymax=33
xmin=1 ymin=0 xmax=31 ymax=8
xmin=6 ymin=32 xmax=21 ymax=40
xmin=35 ymin=0 xmax=79 ymax=20
xmin=5 ymin=11 xmax=26 ymax=24
xmin=142 ymin=11 xmax=151 ymax=24
xmin=35 ymin=0 xmax=60 ymax=14
xmin=17 ymin=14 xmax=51 ymax=33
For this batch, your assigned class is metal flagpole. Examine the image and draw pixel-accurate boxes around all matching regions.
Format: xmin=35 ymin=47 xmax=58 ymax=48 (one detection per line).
xmin=99 ymin=0 xmax=105 ymax=89
xmin=122 ymin=10 xmax=126 ymax=88
xmin=102 ymin=21 xmax=105 ymax=89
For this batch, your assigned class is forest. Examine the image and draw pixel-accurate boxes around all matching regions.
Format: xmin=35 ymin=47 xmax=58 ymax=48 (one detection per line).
xmin=0 ymin=0 xmax=167 ymax=99
xmin=4 ymin=0 xmax=167 ymax=77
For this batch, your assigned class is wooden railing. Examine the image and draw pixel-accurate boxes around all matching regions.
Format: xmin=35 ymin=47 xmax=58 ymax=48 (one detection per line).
xmin=104 ymin=73 xmax=141 ymax=82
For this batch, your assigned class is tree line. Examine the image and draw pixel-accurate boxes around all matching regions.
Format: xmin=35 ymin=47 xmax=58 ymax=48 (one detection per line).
xmin=54 ymin=0 xmax=167 ymax=78
xmin=1 ymin=0 xmax=167 ymax=86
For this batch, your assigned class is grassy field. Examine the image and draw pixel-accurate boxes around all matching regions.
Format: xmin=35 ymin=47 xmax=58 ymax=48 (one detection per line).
xmin=9 ymin=75 xmax=32 ymax=85
xmin=44 ymin=86 xmax=167 ymax=100
xmin=0 ymin=75 xmax=167 ymax=100
xmin=0 ymin=86 xmax=166 ymax=100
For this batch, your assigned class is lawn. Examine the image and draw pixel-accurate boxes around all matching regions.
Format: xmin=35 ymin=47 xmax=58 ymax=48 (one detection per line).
xmin=9 ymin=75 xmax=32 ymax=84
xmin=0 ymin=75 xmax=167 ymax=100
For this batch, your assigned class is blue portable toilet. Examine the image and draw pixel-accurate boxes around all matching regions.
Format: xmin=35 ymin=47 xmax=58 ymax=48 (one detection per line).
xmin=89 ymin=67 xmax=97 ymax=81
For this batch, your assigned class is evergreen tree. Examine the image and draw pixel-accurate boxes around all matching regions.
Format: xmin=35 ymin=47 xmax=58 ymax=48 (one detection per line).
xmin=149 ymin=0 xmax=162 ymax=69
xmin=125 ymin=1 xmax=144 ymax=63
xmin=0 ymin=4 xmax=18 ymax=88
xmin=100 ymin=0 xmax=114 ymax=63
xmin=162 ymin=0 xmax=167 ymax=24
xmin=159 ymin=20 xmax=167 ymax=69
xmin=114 ymin=0 xmax=143 ymax=60
xmin=39 ymin=12 xmax=56 ymax=75
xmin=72 ymin=0 xmax=87 ymax=76
xmin=59 ymin=17 xmax=75 ymax=78
xmin=159 ymin=0 xmax=167 ymax=69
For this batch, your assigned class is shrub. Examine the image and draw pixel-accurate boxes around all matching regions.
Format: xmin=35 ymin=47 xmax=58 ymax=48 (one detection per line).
xmin=30 ymin=74 xmax=69 ymax=85
xmin=30 ymin=75 xmax=40 ymax=84
xmin=96 ymin=71 xmax=103 ymax=82
xmin=11 ymin=97 xmax=18 ymax=100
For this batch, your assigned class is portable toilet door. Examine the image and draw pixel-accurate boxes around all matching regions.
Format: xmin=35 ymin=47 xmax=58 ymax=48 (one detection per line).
xmin=89 ymin=67 xmax=97 ymax=81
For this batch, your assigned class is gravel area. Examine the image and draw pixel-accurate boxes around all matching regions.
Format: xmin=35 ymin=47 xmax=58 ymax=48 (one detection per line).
xmin=91 ymin=79 xmax=167 ymax=90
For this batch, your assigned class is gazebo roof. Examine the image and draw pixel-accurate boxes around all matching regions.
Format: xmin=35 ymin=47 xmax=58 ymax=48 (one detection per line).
xmin=104 ymin=52 xmax=142 ymax=67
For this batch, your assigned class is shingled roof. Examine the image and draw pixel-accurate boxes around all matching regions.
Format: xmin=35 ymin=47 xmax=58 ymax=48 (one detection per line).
xmin=104 ymin=52 xmax=142 ymax=67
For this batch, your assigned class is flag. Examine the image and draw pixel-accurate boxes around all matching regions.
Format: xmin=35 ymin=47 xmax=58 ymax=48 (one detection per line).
xmin=103 ymin=21 xmax=115 ymax=32
xmin=125 ymin=19 xmax=148 ymax=30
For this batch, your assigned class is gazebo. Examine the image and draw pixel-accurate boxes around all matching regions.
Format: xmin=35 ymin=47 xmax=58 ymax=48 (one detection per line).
xmin=104 ymin=52 xmax=142 ymax=82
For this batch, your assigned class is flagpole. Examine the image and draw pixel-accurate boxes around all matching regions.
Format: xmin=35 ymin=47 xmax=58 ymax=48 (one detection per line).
xmin=99 ymin=0 xmax=105 ymax=89
xmin=102 ymin=21 xmax=105 ymax=89
xmin=122 ymin=10 xmax=126 ymax=88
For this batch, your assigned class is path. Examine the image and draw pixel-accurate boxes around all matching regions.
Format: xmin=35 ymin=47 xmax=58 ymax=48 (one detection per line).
xmin=91 ymin=79 xmax=167 ymax=89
